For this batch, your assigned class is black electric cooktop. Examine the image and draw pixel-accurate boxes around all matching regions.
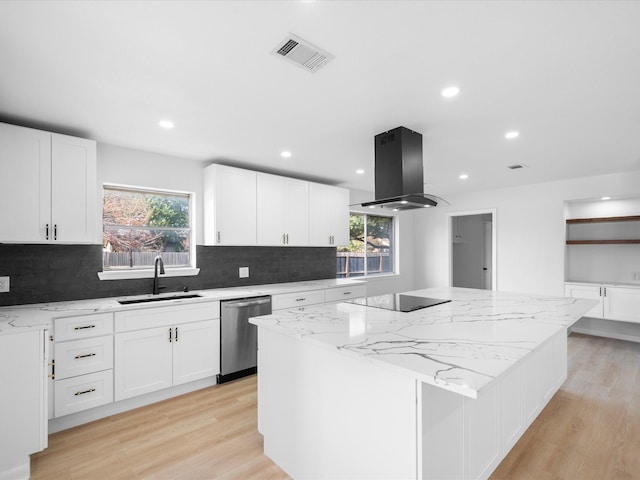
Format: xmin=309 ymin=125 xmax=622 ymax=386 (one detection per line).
xmin=346 ymin=294 xmax=451 ymax=312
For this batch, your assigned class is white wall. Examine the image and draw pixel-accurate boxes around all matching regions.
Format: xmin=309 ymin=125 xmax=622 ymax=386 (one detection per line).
xmin=97 ymin=143 xmax=209 ymax=244
xmin=413 ymin=170 xmax=640 ymax=296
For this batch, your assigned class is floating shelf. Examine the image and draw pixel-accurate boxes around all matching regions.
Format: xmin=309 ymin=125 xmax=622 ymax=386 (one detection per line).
xmin=566 ymin=215 xmax=640 ymax=224
xmin=566 ymin=239 xmax=640 ymax=245
xmin=566 ymin=215 xmax=640 ymax=244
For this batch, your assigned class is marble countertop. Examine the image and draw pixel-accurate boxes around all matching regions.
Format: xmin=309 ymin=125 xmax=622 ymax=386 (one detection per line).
xmin=249 ymin=287 xmax=598 ymax=399
xmin=0 ymin=278 xmax=364 ymax=336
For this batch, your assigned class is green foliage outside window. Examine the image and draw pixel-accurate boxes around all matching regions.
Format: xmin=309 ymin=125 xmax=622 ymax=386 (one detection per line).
xmin=103 ymin=186 xmax=191 ymax=270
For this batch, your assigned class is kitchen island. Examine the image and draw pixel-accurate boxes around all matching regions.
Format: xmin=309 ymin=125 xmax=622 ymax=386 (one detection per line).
xmin=250 ymin=287 xmax=597 ymax=480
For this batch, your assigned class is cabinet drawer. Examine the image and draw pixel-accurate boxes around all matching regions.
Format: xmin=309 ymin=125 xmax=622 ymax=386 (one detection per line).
xmin=55 ymin=312 xmax=113 ymax=341
xmin=54 ymin=370 xmax=113 ymax=417
xmin=272 ymin=290 xmax=325 ymax=310
xmin=56 ymin=335 xmax=113 ymax=380
xmin=115 ymin=301 xmax=220 ymax=332
xmin=324 ymin=285 xmax=366 ymax=303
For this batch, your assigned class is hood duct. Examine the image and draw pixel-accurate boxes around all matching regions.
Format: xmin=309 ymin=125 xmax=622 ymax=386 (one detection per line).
xmin=359 ymin=126 xmax=445 ymax=211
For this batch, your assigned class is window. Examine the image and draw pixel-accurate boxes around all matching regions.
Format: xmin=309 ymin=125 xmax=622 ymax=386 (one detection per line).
xmin=102 ymin=185 xmax=193 ymax=271
xmin=337 ymin=212 xmax=395 ymax=278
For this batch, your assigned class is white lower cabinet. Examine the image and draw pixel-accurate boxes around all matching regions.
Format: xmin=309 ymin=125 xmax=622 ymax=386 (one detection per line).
xmin=272 ymin=289 xmax=326 ymax=310
xmin=114 ymin=318 xmax=220 ymax=401
xmin=565 ymin=282 xmax=640 ymax=323
xmin=53 ymin=313 xmax=115 ymax=418
xmin=272 ymin=284 xmax=366 ymax=310
xmin=55 ymin=370 xmax=114 ymax=418
xmin=324 ymin=285 xmax=366 ymax=303
xmin=0 ymin=330 xmax=48 ymax=480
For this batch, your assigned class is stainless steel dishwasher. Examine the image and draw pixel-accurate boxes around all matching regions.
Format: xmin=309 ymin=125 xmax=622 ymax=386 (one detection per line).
xmin=217 ymin=295 xmax=272 ymax=383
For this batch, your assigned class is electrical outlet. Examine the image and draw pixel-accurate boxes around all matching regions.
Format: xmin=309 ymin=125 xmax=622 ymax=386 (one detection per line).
xmin=0 ymin=276 xmax=9 ymax=293
xmin=239 ymin=267 xmax=249 ymax=278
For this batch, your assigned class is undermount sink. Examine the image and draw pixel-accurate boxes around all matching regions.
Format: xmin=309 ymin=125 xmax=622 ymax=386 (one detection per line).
xmin=118 ymin=294 xmax=202 ymax=305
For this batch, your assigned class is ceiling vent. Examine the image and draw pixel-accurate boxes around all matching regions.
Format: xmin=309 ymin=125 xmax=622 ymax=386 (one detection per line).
xmin=272 ymin=34 xmax=334 ymax=73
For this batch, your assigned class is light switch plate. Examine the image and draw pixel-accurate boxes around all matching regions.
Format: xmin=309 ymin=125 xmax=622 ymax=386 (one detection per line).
xmin=0 ymin=276 xmax=9 ymax=293
xmin=239 ymin=267 xmax=249 ymax=278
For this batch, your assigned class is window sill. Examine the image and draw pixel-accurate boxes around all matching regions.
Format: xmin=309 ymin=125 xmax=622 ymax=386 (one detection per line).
xmin=98 ymin=268 xmax=200 ymax=281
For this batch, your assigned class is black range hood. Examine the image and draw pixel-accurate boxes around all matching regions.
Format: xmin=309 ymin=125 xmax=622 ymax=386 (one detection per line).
xmin=359 ymin=126 xmax=445 ymax=211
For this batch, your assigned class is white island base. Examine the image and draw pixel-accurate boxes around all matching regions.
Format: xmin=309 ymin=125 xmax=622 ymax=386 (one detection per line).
xmin=257 ymin=327 xmax=567 ymax=480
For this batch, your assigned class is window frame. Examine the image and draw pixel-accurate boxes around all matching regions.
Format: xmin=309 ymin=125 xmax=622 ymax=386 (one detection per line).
xmin=97 ymin=183 xmax=199 ymax=280
xmin=337 ymin=211 xmax=398 ymax=279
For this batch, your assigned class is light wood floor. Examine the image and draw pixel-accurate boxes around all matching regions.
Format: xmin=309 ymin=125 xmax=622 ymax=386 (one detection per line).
xmin=32 ymin=333 xmax=640 ymax=479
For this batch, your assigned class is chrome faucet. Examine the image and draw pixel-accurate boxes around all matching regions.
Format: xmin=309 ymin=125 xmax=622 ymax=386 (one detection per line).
xmin=153 ymin=255 xmax=166 ymax=295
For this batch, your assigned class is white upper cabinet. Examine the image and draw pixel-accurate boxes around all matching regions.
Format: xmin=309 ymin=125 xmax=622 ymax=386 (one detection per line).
xmin=204 ymin=164 xmax=257 ymax=245
xmin=257 ymin=173 xmax=309 ymax=246
xmin=204 ymin=163 xmax=349 ymax=247
xmin=51 ymin=133 xmax=98 ymax=243
xmin=0 ymin=122 xmax=97 ymax=243
xmin=308 ymin=183 xmax=350 ymax=246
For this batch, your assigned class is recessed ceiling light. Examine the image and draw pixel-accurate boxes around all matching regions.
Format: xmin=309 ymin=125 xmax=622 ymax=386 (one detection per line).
xmin=441 ymin=86 xmax=460 ymax=98
xmin=459 ymin=174 xmax=469 ymax=180
xmin=505 ymin=131 xmax=519 ymax=139
xmin=158 ymin=120 xmax=174 ymax=129
xmin=601 ymin=196 xmax=611 ymax=201
xmin=281 ymin=151 xmax=292 ymax=158
xmin=356 ymin=169 xmax=365 ymax=174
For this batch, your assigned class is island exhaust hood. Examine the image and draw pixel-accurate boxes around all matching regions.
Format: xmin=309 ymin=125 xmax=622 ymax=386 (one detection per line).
xmin=359 ymin=126 xmax=445 ymax=211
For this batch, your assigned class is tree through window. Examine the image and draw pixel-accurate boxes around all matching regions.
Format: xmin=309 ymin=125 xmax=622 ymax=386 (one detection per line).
xmin=102 ymin=185 xmax=192 ymax=270
xmin=337 ymin=213 xmax=395 ymax=278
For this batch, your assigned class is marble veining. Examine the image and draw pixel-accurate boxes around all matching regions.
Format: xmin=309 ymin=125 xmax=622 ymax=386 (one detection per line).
xmin=250 ymin=287 xmax=598 ymax=398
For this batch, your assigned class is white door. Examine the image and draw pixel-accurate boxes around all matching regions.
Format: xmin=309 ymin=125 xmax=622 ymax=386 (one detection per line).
xmin=564 ymin=284 xmax=603 ymax=318
xmin=482 ymin=221 xmax=492 ymax=290
xmin=327 ymin=186 xmax=350 ymax=246
xmin=213 ymin=165 xmax=257 ymax=245
xmin=114 ymin=327 xmax=173 ymax=401
xmin=257 ymin=173 xmax=286 ymax=245
xmin=172 ymin=319 xmax=220 ymax=385
xmin=51 ymin=134 xmax=97 ymax=243
xmin=309 ymin=183 xmax=331 ymax=246
xmin=283 ymin=178 xmax=309 ymax=246
xmin=604 ymin=286 xmax=640 ymax=323
xmin=0 ymin=123 xmax=51 ymax=242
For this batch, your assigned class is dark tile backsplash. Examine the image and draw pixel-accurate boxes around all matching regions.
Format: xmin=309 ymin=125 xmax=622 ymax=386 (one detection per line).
xmin=0 ymin=244 xmax=337 ymax=306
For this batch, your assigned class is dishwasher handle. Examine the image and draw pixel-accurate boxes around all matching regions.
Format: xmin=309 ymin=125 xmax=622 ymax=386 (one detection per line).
xmin=222 ymin=297 xmax=271 ymax=309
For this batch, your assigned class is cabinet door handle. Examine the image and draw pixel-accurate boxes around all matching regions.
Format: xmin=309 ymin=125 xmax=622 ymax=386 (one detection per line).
xmin=45 ymin=224 xmax=49 ymax=240
xmin=74 ymin=388 xmax=96 ymax=396
xmin=286 ymin=233 xmax=289 ymax=244
xmin=296 ymin=298 xmax=306 ymax=302
xmin=175 ymin=327 xmax=178 ymax=342
xmin=74 ymin=353 xmax=96 ymax=359
xmin=169 ymin=327 xmax=173 ymax=343
xmin=603 ymin=287 xmax=607 ymax=297
xmin=282 ymin=233 xmax=286 ymax=245
xmin=74 ymin=325 xmax=96 ymax=331
xmin=54 ymin=224 xmax=58 ymax=241
xmin=217 ymin=231 xmax=221 ymax=243
xmin=343 ymin=291 xmax=351 ymax=295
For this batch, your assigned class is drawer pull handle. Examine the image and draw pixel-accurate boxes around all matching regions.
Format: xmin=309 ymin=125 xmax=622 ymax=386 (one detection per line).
xmin=74 ymin=353 xmax=96 ymax=359
xmin=74 ymin=325 xmax=96 ymax=330
xmin=343 ymin=291 xmax=352 ymax=295
xmin=296 ymin=298 xmax=306 ymax=302
xmin=74 ymin=388 xmax=96 ymax=396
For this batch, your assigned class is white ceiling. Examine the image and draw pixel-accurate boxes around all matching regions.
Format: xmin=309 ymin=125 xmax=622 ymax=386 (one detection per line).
xmin=1 ymin=0 xmax=640 ymax=197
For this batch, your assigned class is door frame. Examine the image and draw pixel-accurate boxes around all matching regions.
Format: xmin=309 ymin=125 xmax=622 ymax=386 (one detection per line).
xmin=448 ymin=208 xmax=497 ymax=290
